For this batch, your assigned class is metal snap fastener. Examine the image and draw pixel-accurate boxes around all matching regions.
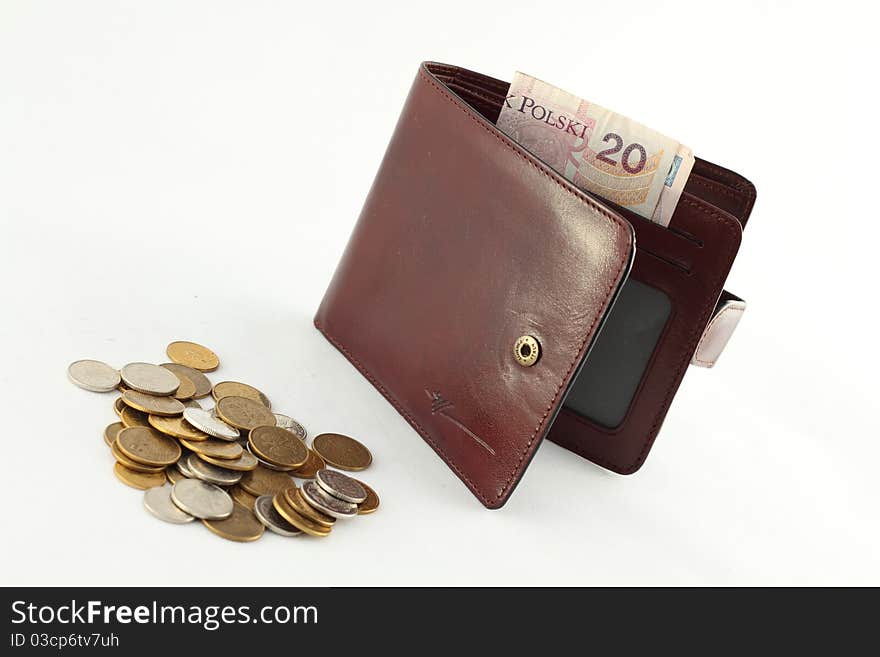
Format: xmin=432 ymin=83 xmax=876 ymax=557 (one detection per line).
xmin=513 ymin=335 xmax=540 ymax=367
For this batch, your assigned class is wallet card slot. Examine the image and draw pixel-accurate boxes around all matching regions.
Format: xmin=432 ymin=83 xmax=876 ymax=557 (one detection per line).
xmin=685 ymin=173 xmax=750 ymax=223
xmin=690 ymin=159 xmax=756 ymax=226
xmin=564 ymin=279 xmax=672 ymax=428
xmin=638 ymin=248 xmax=691 ymax=275
xmin=549 ymin=185 xmax=743 ymax=473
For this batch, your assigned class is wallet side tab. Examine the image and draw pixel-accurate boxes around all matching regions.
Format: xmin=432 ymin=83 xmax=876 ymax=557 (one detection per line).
xmin=314 ymin=62 xmax=634 ymax=508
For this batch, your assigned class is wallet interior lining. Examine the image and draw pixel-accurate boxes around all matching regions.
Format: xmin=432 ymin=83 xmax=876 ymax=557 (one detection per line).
xmin=427 ymin=63 xmax=755 ymax=228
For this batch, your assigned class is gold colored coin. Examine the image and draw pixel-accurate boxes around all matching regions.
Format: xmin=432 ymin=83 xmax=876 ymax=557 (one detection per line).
xmin=215 ymin=396 xmax=276 ymax=432
xmin=197 ymin=450 xmax=259 ymax=472
xmin=284 ymin=487 xmax=335 ymax=527
xmin=166 ymin=467 xmax=186 ymax=484
xmin=272 ymin=493 xmax=330 ymax=537
xmin=312 ymin=433 xmax=372 ymax=471
xmin=212 ymin=381 xmax=271 ymax=409
xmin=114 ymin=462 xmax=166 ymax=489
xmin=111 ymin=440 xmax=166 ymax=473
xmin=113 ymin=397 xmax=125 ymax=417
xmin=230 ymin=485 xmax=258 ymax=510
xmin=166 ymin=341 xmax=220 ymax=372
xmin=121 ymin=390 xmax=185 ymax=417
xmin=160 ymin=363 xmax=213 ymax=399
xmin=249 ymin=425 xmax=308 ymax=469
xmin=171 ymin=375 xmax=196 ymax=400
xmin=104 ymin=422 xmax=124 ymax=447
xmin=240 ymin=465 xmax=294 ymax=497
xmin=353 ymin=478 xmax=380 ymax=514
xmin=179 ymin=438 xmax=243 ymax=460
xmin=148 ymin=414 xmax=209 ymax=441
xmin=202 ymin=502 xmax=264 ymax=542
xmin=116 ymin=426 xmax=182 ymax=467
xmin=120 ymin=405 xmax=150 ymax=428
xmin=291 ymin=448 xmax=326 ymax=479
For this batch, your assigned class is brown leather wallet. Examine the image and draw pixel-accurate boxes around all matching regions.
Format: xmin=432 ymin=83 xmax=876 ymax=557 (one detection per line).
xmin=315 ymin=62 xmax=756 ymax=508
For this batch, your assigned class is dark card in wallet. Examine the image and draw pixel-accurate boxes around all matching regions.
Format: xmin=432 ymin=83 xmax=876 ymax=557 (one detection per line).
xmin=315 ymin=62 xmax=756 ymax=508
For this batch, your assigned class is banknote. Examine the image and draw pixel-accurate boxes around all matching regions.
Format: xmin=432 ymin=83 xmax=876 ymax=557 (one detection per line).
xmin=496 ymin=72 xmax=694 ymax=227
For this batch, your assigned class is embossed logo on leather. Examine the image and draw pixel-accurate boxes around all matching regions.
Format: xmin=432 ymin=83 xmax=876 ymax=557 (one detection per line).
xmin=425 ymin=390 xmax=495 ymax=456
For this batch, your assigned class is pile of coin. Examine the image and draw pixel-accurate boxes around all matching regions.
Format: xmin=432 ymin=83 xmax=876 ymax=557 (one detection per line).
xmin=69 ymin=341 xmax=379 ymax=542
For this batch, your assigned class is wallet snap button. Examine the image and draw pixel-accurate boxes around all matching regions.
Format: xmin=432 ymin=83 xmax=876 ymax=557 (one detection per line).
xmin=513 ymin=335 xmax=540 ymax=367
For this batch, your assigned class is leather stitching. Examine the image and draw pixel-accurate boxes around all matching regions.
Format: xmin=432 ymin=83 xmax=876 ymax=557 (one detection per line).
xmin=316 ymin=66 xmax=632 ymax=505
xmin=690 ymin=176 xmax=746 ymax=207
xmin=562 ymin=196 xmax=741 ymax=472
xmin=313 ymin=318 xmax=495 ymax=503
xmin=419 ymin=67 xmax=631 ymax=502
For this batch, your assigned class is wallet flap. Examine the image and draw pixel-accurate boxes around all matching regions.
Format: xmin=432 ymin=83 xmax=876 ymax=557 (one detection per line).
xmin=315 ymin=62 xmax=633 ymax=508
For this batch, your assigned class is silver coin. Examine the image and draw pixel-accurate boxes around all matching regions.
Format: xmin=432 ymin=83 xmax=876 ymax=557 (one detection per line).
xmin=68 ymin=359 xmax=120 ymax=392
xmin=183 ymin=407 xmax=239 ymax=440
xmin=176 ymin=454 xmax=195 ymax=478
xmin=245 ymin=443 xmax=292 ymax=471
xmin=316 ymin=469 xmax=368 ymax=503
xmin=120 ymin=362 xmax=180 ymax=396
xmin=253 ymin=495 xmax=302 ymax=537
xmin=301 ymin=480 xmax=357 ymax=519
xmin=170 ymin=479 xmax=233 ymax=520
xmin=187 ymin=453 xmax=242 ymax=486
xmin=273 ymin=414 xmax=307 ymax=441
xmin=143 ymin=485 xmax=194 ymax=524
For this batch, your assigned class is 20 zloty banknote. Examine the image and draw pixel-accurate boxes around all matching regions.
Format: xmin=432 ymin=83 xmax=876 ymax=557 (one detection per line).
xmin=496 ymin=72 xmax=694 ymax=227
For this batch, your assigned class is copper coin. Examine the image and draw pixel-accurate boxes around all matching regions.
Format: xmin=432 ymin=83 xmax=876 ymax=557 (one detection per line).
xmin=116 ymin=426 xmax=182 ymax=467
xmin=179 ymin=437 xmax=243 ymax=460
xmin=239 ymin=465 xmax=294 ymax=497
xmin=165 ymin=341 xmax=220 ymax=372
xmin=249 ymin=425 xmax=308 ymax=469
xmin=104 ymin=422 xmax=125 ymax=448
xmin=148 ymin=414 xmax=209 ymax=441
xmin=197 ymin=450 xmax=258 ymax=472
xmin=119 ymin=405 xmax=150 ymax=428
xmin=229 ymin=485 xmax=258 ymax=510
xmin=272 ymin=493 xmax=330 ymax=537
xmin=215 ymin=396 xmax=276 ymax=432
xmin=202 ymin=502 xmax=264 ymax=542
xmin=352 ymin=478 xmax=380 ymax=514
xmin=311 ymin=433 xmax=372 ymax=471
xmin=121 ymin=390 xmax=185 ymax=417
xmin=111 ymin=440 xmax=166 ymax=473
xmin=283 ymin=487 xmax=335 ymax=527
xmin=212 ymin=381 xmax=271 ymax=409
xmin=160 ymin=363 xmax=213 ymax=399
xmin=290 ymin=448 xmax=326 ymax=479
xmin=114 ymin=462 xmax=166 ymax=489
xmin=245 ymin=443 xmax=293 ymax=472
xmin=171 ymin=374 xmax=196 ymax=400
xmin=166 ymin=467 xmax=186 ymax=485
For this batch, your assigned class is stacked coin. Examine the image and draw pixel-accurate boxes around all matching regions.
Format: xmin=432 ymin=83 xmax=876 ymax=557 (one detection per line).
xmin=69 ymin=341 xmax=379 ymax=542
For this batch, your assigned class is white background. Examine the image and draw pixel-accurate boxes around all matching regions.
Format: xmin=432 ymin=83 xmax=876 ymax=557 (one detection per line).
xmin=1 ymin=0 xmax=877 ymax=586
